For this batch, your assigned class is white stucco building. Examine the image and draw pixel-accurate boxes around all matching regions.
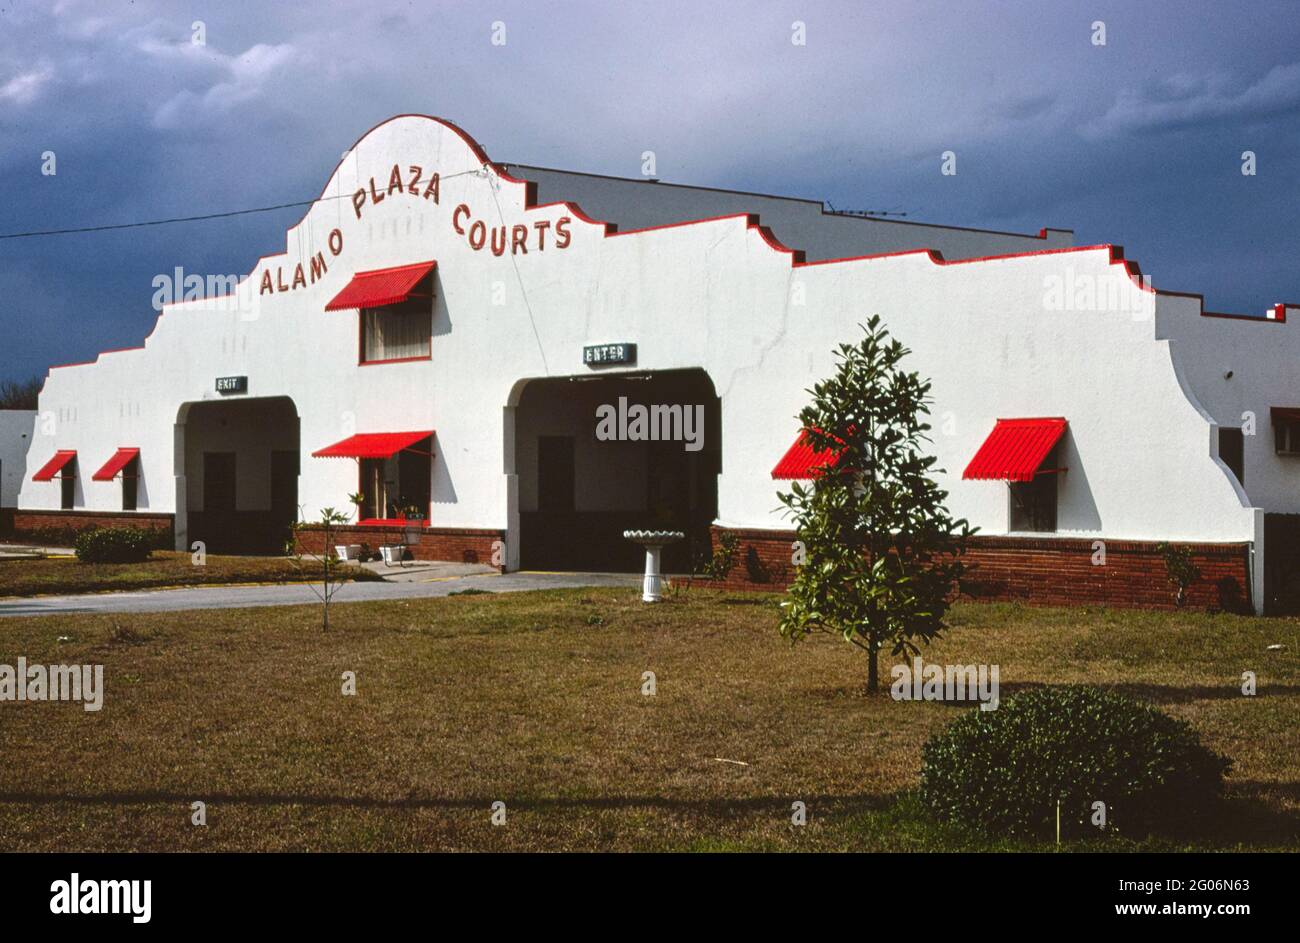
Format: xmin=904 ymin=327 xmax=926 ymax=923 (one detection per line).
xmin=11 ymin=114 xmax=1300 ymax=612
xmin=0 ymin=410 xmax=36 ymax=510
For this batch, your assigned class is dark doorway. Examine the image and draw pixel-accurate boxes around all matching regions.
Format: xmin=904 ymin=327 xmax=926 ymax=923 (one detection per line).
xmin=270 ymin=450 xmax=299 ymax=544
xmin=515 ymin=369 xmax=720 ymax=572
xmin=181 ymin=396 xmax=300 ymax=554
xmin=203 ymin=452 xmax=236 ymax=511
xmin=1264 ymin=513 xmax=1300 ymax=614
xmin=538 ymin=436 xmax=575 ymax=511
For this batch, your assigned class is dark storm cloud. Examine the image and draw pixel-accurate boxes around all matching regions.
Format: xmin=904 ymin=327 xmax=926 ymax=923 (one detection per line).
xmin=2 ymin=0 xmax=1298 ymax=380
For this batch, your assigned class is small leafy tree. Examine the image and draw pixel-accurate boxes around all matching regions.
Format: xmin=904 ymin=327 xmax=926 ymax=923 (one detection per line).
xmin=778 ymin=316 xmax=973 ymax=693
xmin=1156 ymin=542 xmax=1200 ymax=607
xmin=288 ymin=506 xmax=352 ymax=631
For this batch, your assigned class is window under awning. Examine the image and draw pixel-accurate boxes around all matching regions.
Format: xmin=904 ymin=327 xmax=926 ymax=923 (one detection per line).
xmin=963 ymin=418 xmax=1068 ymax=481
xmin=92 ymin=447 xmax=140 ymax=481
xmin=324 ymin=260 xmax=436 ymax=312
xmin=771 ymin=428 xmax=842 ymax=480
xmin=311 ymin=431 xmax=434 ymax=459
xmin=32 ymin=450 xmax=77 ymax=482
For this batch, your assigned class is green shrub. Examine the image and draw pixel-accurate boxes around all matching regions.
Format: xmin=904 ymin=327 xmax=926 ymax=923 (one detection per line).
xmin=74 ymin=527 xmax=155 ymax=564
xmin=919 ymin=685 xmax=1231 ymax=839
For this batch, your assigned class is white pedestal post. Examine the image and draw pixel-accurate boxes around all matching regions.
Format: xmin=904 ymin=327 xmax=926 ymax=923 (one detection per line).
xmin=642 ymin=543 xmax=665 ymax=602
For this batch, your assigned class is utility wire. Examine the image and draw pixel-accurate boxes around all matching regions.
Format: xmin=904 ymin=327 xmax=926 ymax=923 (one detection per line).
xmin=0 ymin=200 xmax=318 ymax=240
xmin=0 ymin=165 xmax=487 ymax=241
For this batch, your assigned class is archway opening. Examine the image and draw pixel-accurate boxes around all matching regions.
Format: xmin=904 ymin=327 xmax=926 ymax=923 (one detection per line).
xmin=513 ymin=369 xmax=720 ymax=572
xmin=178 ymin=396 xmax=300 ymax=554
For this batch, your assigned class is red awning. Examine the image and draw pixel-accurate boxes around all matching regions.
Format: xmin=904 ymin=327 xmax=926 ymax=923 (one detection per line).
xmin=771 ymin=429 xmax=841 ymax=480
xmin=32 ymin=450 xmax=77 ymax=482
xmin=92 ymin=447 xmax=139 ymax=481
xmin=324 ymin=261 xmax=436 ymax=311
xmin=311 ymin=431 xmax=434 ymax=459
xmin=963 ymin=418 xmax=1067 ymax=481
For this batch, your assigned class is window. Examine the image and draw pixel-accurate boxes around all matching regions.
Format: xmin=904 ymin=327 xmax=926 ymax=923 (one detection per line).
xmin=60 ymin=458 xmax=76 ymax=510
xmin=1275 ymin=417 xmax=1300 ymax=456
xmin=122 ymin=456 xmax=138 ymax=511
xmin=359 ymin=458 xmax=388 ymax=519
xmin=360 ymin=298 xmax=431 ymax=364
xmin=357 ymin=438 xmax=431 ymax=520
xmin=1219 ymin=427 xmax=1244 ymax=485
xmin=1009 ymin=474 xmax=1057 ymax=533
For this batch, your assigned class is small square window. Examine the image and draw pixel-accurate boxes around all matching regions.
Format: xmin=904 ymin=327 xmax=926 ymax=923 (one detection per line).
xmin=1009 ymin=474 xmax=1057 ymax=533
xmin=360 ymin=298 xmax=432 ymax=364
xmin=1275 ymin=418 xmax=1300 ymax=456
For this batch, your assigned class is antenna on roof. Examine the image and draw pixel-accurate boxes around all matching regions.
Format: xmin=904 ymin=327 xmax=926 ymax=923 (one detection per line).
xmin=825 ymin=202 xmax=908 ymax=219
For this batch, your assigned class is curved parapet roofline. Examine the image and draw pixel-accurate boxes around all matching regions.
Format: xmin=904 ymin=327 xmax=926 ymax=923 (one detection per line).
xmin=39 ymin=114 xmax=1296 ymax=397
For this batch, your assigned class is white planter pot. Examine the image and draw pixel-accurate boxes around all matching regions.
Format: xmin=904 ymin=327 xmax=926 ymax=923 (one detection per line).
xmin=335 ymin=544 xmax=362 ymax=561
xmin=379 ymin=545 xmax=404 ymax=565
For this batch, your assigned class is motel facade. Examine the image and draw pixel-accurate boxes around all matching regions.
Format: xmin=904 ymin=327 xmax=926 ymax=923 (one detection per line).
xmin=8 ymin=114 xmax=1300 ymax=613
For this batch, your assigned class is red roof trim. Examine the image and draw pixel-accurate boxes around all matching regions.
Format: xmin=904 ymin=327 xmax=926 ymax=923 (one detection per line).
xmin=324 ymin=260 xmax=436 ymax=312
xmin=311 ymin=431 xmax=434 ymax=459
xmin=32 ymin=450 xmax=77 ymax=482
xmin=963 ymin=418 xmax=1068 ymax=482
xmin=42 ymin=115 xmax=1293 ymax=391
xmin=92 ymin=447 xmax=140 ymax=481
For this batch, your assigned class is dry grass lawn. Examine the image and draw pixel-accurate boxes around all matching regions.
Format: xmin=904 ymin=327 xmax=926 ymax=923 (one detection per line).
xmin=0 ymin=587 xmax=1296 ymax=851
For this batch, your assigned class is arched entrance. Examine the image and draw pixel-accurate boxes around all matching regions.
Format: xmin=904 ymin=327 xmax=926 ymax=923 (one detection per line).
xmin=175 ymin=396 xmax=300 ymax=554
xmin=509 ymin=369 xmax=720 ymax=572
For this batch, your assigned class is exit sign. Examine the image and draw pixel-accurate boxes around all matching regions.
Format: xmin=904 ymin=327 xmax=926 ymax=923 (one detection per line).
xmin=584 ymin=343 xmax=636 ymax=367
xmin=215 ymin=375 xmax=248 ymax=394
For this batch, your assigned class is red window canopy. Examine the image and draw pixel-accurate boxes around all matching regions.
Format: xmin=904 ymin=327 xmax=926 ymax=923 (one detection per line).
xmin=1271 ymin=407 xmax=1300 ymax=423
xmin=311 ymin=431 xmax=434 ymax=460
xmin=92 ymin=447 xmax=139 ymax=481
xmin=771 ymin=428 xmax=841 ymax=480
xmin=32 ymin=450 xmax=76 ymax=482
xmin=963 ymin=418 xmax=1067 ymax=481
xmin=324 ymin=260 xmax=436 ymax=311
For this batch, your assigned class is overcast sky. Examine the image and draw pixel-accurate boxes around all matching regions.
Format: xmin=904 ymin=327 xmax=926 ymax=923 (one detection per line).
xmin=2 ymin=0 xmax=1299 ymax=382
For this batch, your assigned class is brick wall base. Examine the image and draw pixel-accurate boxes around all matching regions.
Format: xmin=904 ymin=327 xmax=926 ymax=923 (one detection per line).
xmin=690 ymin=526 xmax=1253 ymax=613
xmin=8 ymin=509 xmax=175 ymax=545
xmin=296 ymin=524 xmax=506 ymax=571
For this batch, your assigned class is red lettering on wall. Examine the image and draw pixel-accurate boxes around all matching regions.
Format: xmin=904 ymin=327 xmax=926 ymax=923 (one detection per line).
xmin=260 ymin=270 xmax=273 ymax=295
xmin=407 ymin=165 xmax=423 ymax=195
xmin=511 ymin=224 xmax=529 ymax=254
xmin=555 ymin=216 xmax=572 ymax=249
xmin=533 ymin=219 xmax=550 ymax=250
xmin=453 ymin=204 xmax=470 ymax=235
xmin=423 ymin=172 xmax=439 ymax=203
xmin=351 ymin=189 xmax=366 ymax=220
xmin=292 ymin=263 xmax=306 ymax=289
xmin=309 ymin=252 xmax=327 ymax=283
xmin=329 ymin=229 xmax=344 ymax=256
xmin=387 ymin=164 xmax=404 ymax=196
xmin=468 ymin=219 xmax=486 ymax=250
xmin=368 ymin=176 xmax=385 ymax=205
xmin=490 ymin=225 xmax=507 ymax=257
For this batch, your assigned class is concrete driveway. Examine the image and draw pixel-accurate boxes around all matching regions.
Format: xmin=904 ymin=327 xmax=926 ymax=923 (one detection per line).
xmin=0 ymin=569 xmax=643 ymax=618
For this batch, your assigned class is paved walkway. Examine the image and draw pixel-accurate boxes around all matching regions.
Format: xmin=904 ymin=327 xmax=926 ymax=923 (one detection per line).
xmin=0 ymin=570 xmax=643 ymax=618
